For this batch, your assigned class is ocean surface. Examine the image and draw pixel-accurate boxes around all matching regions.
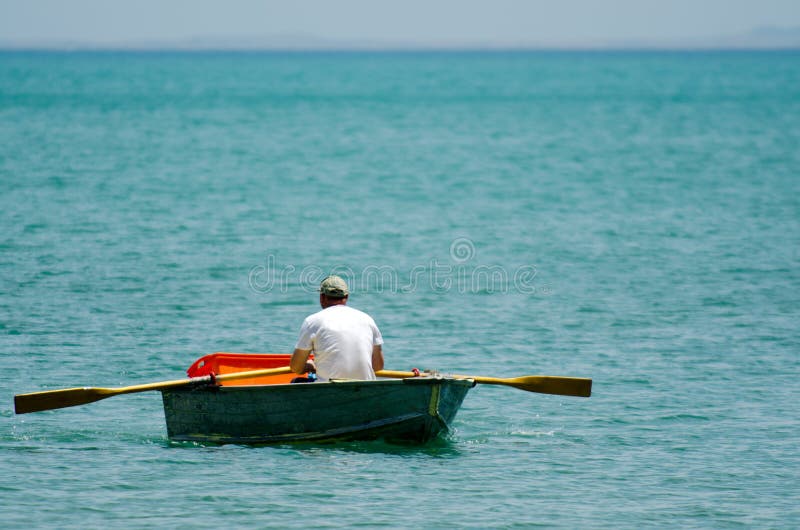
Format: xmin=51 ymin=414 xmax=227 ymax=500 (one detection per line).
xmin=1 ymin=51 xmax=798 ymax=529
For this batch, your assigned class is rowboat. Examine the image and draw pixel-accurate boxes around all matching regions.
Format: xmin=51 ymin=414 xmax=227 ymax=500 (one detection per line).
xmin=162 ymin=353 xmax=475 ymax=444
xmin=13 ymin=352 xmax=591 ymax=445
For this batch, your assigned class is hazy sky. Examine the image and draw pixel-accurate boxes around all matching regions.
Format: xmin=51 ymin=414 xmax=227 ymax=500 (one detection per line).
xmin=1 ymin=0 xmax=799 ymax=47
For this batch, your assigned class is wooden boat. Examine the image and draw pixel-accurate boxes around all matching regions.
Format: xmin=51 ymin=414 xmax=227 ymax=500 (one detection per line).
xmin=14 ymin=352 xmax=590 ymax=445
xmin=161 ymin=353 xmax=475 ymax=444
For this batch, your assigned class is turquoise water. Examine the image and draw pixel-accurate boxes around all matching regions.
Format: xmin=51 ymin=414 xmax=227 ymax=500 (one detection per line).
xmin=1 ymin=51 xmax=799 ymax=528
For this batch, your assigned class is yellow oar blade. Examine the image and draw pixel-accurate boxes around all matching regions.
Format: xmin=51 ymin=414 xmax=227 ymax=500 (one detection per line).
xmin=14 ymin=366 xmax=294 ymax=415
xmin=14 ymin=387 xmax=116 ymax=414
xmin=376 ymin=370 xmax=592 ymax=398
xmin=13 ymin=376 xmax=214 ymax=414
xmin=465 ymin=375 xmax=592 ymax=397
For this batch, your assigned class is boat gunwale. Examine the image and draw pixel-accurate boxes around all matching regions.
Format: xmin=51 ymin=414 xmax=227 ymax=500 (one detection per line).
xmin=178 ymin=375 xmax=477 ymax=392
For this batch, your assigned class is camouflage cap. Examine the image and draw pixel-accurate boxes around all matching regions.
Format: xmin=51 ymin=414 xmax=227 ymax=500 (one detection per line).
xmin=319 ymin=275 xmax=349 ymax=298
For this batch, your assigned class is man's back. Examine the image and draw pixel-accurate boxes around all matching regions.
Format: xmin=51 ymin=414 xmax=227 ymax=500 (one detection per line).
xmin=295 ymin=304 xmax=383 ymax=381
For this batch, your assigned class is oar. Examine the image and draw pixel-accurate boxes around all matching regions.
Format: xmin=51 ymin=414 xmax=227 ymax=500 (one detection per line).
xmin=14 ymin=366 xmax=293 ymax=414
xmin=376 ymin=370 xmax=592 ymax=397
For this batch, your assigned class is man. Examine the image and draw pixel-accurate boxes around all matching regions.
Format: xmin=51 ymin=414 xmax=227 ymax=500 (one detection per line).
xmin=290 ymin=275 xmax=384 ymax=382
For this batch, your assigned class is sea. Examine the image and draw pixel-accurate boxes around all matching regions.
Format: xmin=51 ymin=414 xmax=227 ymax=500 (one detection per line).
xmin=1 ymin=50 xmax=798 ymax=529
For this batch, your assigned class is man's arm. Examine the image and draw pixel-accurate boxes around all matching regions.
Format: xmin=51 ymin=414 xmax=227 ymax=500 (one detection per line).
xmin=371 ymin=344 xmax=384 ymax=372
xmin=290 ymin=348 xmax=315 ymax=374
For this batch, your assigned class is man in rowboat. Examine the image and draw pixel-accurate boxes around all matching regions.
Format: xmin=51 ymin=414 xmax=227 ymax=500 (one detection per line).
xmin=290 ymin=275 xmax=384 ymax=382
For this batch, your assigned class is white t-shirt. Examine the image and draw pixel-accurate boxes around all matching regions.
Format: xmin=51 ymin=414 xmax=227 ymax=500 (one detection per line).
xmin=295 ymin=305 xmax=384 ymax=382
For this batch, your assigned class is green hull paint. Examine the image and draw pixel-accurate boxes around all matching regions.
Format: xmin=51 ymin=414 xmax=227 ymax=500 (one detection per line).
xmin=161 ymin=377 xmax=475 ymax=444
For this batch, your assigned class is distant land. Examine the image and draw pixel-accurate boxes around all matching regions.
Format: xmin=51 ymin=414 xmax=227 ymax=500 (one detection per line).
xmin=1 ymin=26 xmax=799 ymax=51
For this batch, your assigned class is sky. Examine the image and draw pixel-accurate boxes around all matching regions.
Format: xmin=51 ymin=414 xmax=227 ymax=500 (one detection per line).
xmin=1 ymin=0 xmax=799 ymax=48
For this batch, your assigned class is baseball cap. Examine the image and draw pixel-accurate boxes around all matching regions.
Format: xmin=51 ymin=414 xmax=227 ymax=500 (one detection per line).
xmin=319 ymin=275 xmax=349 ymax=298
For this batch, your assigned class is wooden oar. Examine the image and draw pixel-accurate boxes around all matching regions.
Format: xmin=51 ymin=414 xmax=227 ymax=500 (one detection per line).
xmin=14 ymin=366 xmax=293 ymax=414
xmin=376 ymin=370 xmax=592 ymax=397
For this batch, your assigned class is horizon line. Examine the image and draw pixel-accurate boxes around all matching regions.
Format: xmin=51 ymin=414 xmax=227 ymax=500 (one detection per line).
xmin=2 ymin=26 xmax=798 ymax=53
xmin=2 ymin=45 xmax=800 ymax=53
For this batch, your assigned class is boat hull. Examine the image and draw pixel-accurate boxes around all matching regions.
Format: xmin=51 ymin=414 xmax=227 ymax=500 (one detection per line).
xmin=161 ymin=377 xmax=474 ymax=444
